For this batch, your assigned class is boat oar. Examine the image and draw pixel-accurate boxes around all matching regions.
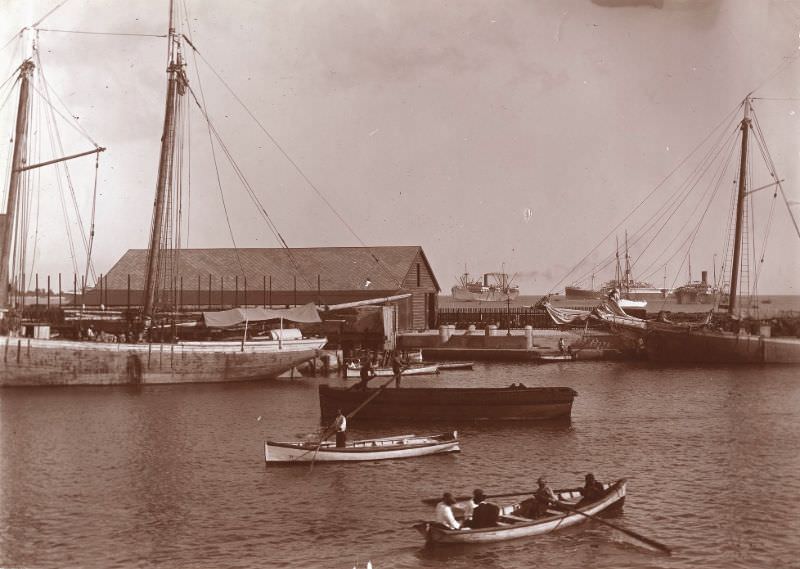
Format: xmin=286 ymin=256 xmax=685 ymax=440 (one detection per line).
xmin=420 ymin=489 xmax=576 ymax=506
xmin=555 ymin=501 xmax=672 ymax=555
xmin=309 ymin=376 xmax=396 ymax=472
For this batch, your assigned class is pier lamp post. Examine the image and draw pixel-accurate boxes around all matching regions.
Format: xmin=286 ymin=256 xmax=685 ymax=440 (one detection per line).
xmin=506 ymin=296 xmax=512 ymax=336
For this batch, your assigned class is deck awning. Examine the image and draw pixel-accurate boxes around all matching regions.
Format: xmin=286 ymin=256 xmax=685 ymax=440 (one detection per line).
xmin=202 ymin=302 xmax=322 ymax=328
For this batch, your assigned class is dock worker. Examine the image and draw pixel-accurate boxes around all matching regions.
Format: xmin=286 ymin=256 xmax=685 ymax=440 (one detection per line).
xmin=434 ymin=493 xmax=461 ymax=530
xmin=558 ymin=337 xmax=567 ymax=354
xmin=391 ymin=351 xmax=405 ymax=387
xmin=333 ymin=409 xmax=347 ymax=448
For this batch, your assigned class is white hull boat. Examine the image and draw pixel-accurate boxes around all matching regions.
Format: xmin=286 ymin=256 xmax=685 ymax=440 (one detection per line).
xmin=264 ymin=432 xmax=460 ymax=463
xmin=415 ymin=479 xmax=627 ymax=544
xmin=344 ymin=363 xmax=439 ymax=379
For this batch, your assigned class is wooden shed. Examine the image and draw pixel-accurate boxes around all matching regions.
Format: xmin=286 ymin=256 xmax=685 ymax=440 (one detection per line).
xmin=88 ymin=246 xmax=440 ymax=331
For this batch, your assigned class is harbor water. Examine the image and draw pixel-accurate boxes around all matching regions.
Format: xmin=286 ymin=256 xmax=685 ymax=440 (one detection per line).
xmin=1 ymin=362 xmax=799 ymax=569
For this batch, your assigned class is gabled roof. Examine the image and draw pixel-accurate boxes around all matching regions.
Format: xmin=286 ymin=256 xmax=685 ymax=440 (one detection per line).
xmin=102 ymin=246 xmax=440 ymax=292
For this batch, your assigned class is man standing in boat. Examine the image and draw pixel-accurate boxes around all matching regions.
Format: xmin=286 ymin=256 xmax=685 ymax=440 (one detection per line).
xmin=357 ymin=357 xmax=375 ymax=390
xmin=333 ymin=409 xmax=347 ymax=448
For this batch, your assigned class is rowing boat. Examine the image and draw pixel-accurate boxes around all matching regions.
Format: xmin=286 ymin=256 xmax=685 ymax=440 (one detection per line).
xmin=538 ymin=353 xmax=576 ymax=362
xmin=343 ymin=364 xmax=440 ymax=379
xmin=264 ymin=431 xmax=459 ymax=463
xmin=432 ymin=361 xmax=474 ymax=371
xmin=414 ymin=479 xmax=626 ymax=544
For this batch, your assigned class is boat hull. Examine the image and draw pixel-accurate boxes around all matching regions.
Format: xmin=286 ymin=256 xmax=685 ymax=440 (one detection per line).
xmin=644 ymin=328 xmax=800 ymax=364
xmin=564 ymin=286 xmax=601 ymax=300
xmin=0 ymin=336 xmax=327 ymax=386
xmin=344 ymin=364 xmax=439 ymax=378
xmin=264 ymin=432 xmax=459 ymax=463
xmin=319 ymin=385 xmax=576 ymax=421
xmin=416 ymin=479 xmax=627 ymax=544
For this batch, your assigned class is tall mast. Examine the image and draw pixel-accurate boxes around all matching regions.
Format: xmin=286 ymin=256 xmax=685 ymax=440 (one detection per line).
xmin=624 ymin=230 xmax=631 ymax=289
xmin=728 ymin=97 xmax=751 ymax=316
xmin=0 ymin=60 xmax=35 ymax=309
xmin=142 ymin=2 xmax=183 ymax=319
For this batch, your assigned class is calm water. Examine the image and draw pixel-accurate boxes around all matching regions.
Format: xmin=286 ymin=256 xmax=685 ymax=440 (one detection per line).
xmin=2 ymin=363 xmax=799 ymax=569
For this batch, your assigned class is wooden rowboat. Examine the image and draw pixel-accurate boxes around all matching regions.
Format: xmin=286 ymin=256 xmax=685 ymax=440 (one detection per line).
xmin=264 ymin=431 xmax=460 ymax=463
xmin=414 ymin=479 xmax=627 ymax=544
xmin=431 ymin=361 xmax=474 ymax=371
xmin=343 ymin=364 xmax=440 ymax=379
xmin=538 ymin=353 xmax=576 ymax=362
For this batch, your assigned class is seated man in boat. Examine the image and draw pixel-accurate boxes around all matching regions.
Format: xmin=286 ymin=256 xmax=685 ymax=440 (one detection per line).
xmin=576 ymin=473 xmax=605 ymax=506
xmin=516 ymin=477 xmax=557 ymax=519
xmin=461 ymin=489 xmax=500 ymax=529
xmin=434 ymin=493 xmax=461 ymax=530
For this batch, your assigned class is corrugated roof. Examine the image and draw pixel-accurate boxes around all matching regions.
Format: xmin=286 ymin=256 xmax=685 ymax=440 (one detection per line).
xmin=101 ymin=246 xmax=440 ymax=292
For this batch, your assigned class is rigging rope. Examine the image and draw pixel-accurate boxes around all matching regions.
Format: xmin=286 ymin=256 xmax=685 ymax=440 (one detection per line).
xmin=35 ymin=28 xmax=166 ymax=38
xmin=550 ymin=100 xmax=745 ymax=294
xmin=185 ymin=54 xmax=247 ymax=281
xmin=182 ymin=35 xmax=403 ymax=289
xmin=35 ymin=50 xmax=96 ymax=279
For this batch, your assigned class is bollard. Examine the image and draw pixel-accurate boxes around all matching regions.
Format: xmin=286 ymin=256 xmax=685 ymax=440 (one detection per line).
xmin=486 ymin=324 xmax=498 ymax=337
xmin=524 ymin=325 xmax=533 ymax=349
xmin=439 ymin=325 xmax=450 ymax=344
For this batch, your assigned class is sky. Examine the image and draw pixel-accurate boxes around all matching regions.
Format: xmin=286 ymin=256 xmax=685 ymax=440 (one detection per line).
xmin=1 ymin=0 xmax=799 ymax=295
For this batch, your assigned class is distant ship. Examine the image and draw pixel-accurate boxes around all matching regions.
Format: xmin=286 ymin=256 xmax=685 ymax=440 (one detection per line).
xmin=451 ymin=272 xmax=519 ymax=302
xmin=673 ymin=270 xmax=718 ymax=304
xmin=565 ymin=237 xmax=669 ymax=302
xmin=564 ymin=285 xmax=602 ymax=300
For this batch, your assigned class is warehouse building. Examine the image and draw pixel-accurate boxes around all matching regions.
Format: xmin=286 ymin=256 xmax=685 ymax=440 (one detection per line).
xmin=88 ymin=246 xmax=440 ymax=331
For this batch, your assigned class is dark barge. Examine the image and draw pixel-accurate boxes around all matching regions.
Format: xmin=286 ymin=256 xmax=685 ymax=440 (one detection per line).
xmin=319 ymin=385 xmax=577 ymax=422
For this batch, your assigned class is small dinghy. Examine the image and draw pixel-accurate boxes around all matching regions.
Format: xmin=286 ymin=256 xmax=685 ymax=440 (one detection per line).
xmin=415 ymin=479 xmax=627 ymax=544
xmin=344 ymin=363 xmax=440 ymax=378
xmin=538 ymin=353 xmax=576 ymax=362
xmin=432 ymin=361 xmax=474 ymax=371
xmin=265 ymin=432 xmax=459 ymax=463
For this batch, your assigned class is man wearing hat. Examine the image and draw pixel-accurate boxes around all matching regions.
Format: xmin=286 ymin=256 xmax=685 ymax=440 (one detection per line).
xmin=577 ymin=473 xmax=605 ymax=506
xmin=515 ymin=477 xmax=558 ymax=519
xmin=462 ymin=489 xmax=500 ymax=529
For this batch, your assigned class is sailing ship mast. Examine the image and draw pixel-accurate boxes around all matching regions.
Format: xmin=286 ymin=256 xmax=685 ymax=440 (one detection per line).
xmin=728 ymin=96 xmax=751 ymax=316
xmin=142 ymin=1 xmax=186 ymax=319
xmin=1 ymin=51 xmax=105 ymax=311
xmin=0 ymin=60 xmax=34 ymax=309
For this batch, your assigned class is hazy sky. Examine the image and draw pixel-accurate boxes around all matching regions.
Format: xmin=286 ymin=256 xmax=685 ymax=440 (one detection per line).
xmin=1 ymin=0 xmax=799 ymax=294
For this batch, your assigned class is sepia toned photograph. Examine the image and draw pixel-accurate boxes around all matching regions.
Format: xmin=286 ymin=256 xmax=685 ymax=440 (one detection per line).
xmin=1 ymin=1 xmax=799 ymax=568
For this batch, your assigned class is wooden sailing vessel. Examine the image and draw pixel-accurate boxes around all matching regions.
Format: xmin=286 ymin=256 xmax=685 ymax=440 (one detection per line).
xmin=0 ymin=7 xmax=326 ymax=385
xmin=264 ymin=432 xmax=459 ymax=463
xmin=414 ymin=479 xmax=627 ymax=544
xmin=576 ymin=97 xmax=800 ymax=364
